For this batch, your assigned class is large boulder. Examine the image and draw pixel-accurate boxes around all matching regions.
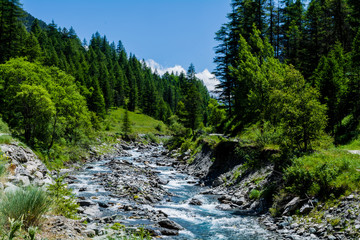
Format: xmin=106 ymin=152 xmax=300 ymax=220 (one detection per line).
xmin=158 ymin=219 xmax=184 ymax=230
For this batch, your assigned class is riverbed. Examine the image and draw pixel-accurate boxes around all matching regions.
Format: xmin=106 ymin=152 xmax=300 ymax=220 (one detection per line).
xmin=67 ymin=143 xmax=279 ymax=239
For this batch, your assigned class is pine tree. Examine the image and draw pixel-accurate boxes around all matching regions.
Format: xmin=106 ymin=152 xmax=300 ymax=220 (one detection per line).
xmin=0 ymin=0 xmax=24 ymax=62
xmin=122 ymin=107 xmax=132 ymax=136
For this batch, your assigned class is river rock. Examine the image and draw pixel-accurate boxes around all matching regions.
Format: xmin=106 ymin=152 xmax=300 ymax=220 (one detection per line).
xmin=158 ymin=177 xmax=169 ymax=185
xmin=160 ymin=228 xmax=179 ymax=236
xmin=78 ymin=200 xmax=94 ymax=207
xmin=98 ymin=202 xmax=109 ymax=208
xmin=84 ymin=229 xmax=96 ymax=237
xmin=158 ymin=219 xmax=184 ymax=230
xmin=189 ymin=198 xmax=203 ymax=206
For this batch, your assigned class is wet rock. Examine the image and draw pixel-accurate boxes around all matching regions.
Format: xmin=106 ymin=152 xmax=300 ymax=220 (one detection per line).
xmin=158 ymin=178 xmax=169 ymax=185
xmin=160 ymin=228 xmax=179 ymax=236
xmin=84 ymin=229 xmax=96 ymax=237
xmin=121 ymin=144 xmax=132 ymax=150
xmin=77 ymin=206 xmax=85 ymax=214
xmin=123 ymin=205 xmax=133 ymax=211
xmin=79 ymin=187 xmax=87 ymax=192
xmin=100 ymin=215 xmax=116 ymax=223
xmin=212 ymin=177 xmax=224 ymax=187
xmin=98 ymin=202 xmax=109 ymax=208
xmin=78 ymin=200 xmax=94 ymax=207
xmin=216 ymin=204 xmax=233 ymax=211
xmin=145 ymin=195 xmax=156 ymax=203
xmin=158 ymin=219 xmax=184 ymax=230
xmin=189 ymin=198 xmax=203 ymax=206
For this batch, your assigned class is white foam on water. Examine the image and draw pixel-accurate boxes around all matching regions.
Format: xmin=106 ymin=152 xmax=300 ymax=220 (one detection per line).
xmin=178 ymin=229 xmax=196 ymax=239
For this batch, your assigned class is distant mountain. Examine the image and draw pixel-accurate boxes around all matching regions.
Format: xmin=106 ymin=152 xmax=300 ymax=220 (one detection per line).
xmin=21 ymin=12 xmax=48 ymax=31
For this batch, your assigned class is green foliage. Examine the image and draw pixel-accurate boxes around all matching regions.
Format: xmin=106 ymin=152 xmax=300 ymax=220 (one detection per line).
xmin=47 ymin=173 xmax=79 ymax=219
xmin=0 ymin=118 xmax=10 ymax=134
xmin=144 ymin=133 xmax=158 ymax=144
xmin=0 ymin=186 xmax=51 ymax=228
xmin=7 ymin=218 xmax=23 ymax=240
xmin=249 ymin=189 xmax=261 ymax=200
xmin=122 ymin=108 xmax=132 ymax=136
xmin=207 ymin=98 xmax=226 ymax=132
xmin=0 ymin=135 xmax=12 ymax=145
xmin=284 ymin=150 xmax=360 ymax=198
xmin=0 ymin=58 xmax=92 ymax=150
xmin=272 ymin=65 xmax=328 ymax=152
xmin=240 ymin=122 xmax=282 ymax=149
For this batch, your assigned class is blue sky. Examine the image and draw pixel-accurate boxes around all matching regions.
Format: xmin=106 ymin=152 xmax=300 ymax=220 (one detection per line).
xmin=22 ymin=0 xmax=231 ymax=78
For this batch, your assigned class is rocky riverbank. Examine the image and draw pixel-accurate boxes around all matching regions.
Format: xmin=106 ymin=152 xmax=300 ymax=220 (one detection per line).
xmin=61 ymin=141 xmax=187 ymax=238
xmin=171 ymin=140 xmax=360 ymax=240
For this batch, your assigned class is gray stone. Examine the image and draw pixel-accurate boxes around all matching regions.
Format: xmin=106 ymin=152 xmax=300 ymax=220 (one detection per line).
xmin=78 ymin=200 xmax=94 ymax=207
xmin=34 ymin=171 xmax=43 ymax=179
xmin=158 ymin=219 xmax=184 ymax=230
xmin=283 ymin=197 xmax=301 ymax=215
xmin=84 ymin=229 xmax=96 ymax=237
xmin=310 ymin=234 xmax=318 ymax=239
xmin=309 ymin=227 xmax=316 ymax=234
xmin=300 ymin=204 xmax=313 ymax=214
xmin=4 ymin=182 xmax=19 ymax=193
xmin=98 ymin=202 xmax=109 ymax=208
xmin=18 ymin=175 xmax=30 ymax=186
xmin=327 ymin=235 xmax=336 ymax=240
xmin=160 ymin=228 xmax=179 ymax=236
xmin=346 ymin=194 xmax=355 ymax=200
xmin=189 ymin=198 xmax=203 ymax=206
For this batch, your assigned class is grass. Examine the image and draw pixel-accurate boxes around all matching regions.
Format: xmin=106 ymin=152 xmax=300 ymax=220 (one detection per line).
xmin=0 ymin=135 xmax=13 ymax=144
xmin=339 ymin=138 xmax=360 ymax=150
xmin=0 ymin=117 xmax=10 ymax=134
xmin=284 ymin=149 xmax=360 ymax=198
xmin=0 ymin=186 xmax=51 ymax=228
xmin=105 ymin=108 xmax=169 ymax=135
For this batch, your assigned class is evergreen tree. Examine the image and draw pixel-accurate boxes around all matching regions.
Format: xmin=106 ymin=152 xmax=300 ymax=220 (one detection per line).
xmin=122 ymin=107 xmax=132 ymax=136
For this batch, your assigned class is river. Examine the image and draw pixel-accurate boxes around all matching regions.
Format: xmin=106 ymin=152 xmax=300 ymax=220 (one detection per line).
xmin=67 ymin=144 xmax=278 ymax=239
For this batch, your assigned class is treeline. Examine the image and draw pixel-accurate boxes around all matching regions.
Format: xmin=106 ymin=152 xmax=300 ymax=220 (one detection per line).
xmin=0 ymin=0 xmax=210 ymax=151
xmin=215 ymin=0 xmax=360 ymax=147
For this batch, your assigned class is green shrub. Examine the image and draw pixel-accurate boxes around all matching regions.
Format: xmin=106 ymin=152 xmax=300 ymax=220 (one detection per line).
xmin=0 ymin=118 xmax=10 ymax=134
xmin=155 ymin=123 xmax=164 ymax=132
xmin=284 ymin=150 xmax=360 ymax=198
xmin=47 ymin=173 xmax=79 ymax=219
xmin=145 ymin=133 xmax=158 ymax=143
xmin=0 ymin=186 xmax=51 ymax=228
xmin=249 ymin=189 xmax=261 ymax=200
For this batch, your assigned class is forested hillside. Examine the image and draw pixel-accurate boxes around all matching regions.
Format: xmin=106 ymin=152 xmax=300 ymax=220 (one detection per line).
xmin=214 ymin=0 xmax=360 ymax=146
xmin=0 ymin=0 xmax=209 ymax=153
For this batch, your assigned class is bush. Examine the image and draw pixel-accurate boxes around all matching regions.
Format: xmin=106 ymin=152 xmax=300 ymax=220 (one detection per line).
xmin=284 ymin=150 xmax=360 ymax=198
xmin=249 ymin=189 xmax=261 ymax=200
xmin=47 ymin=173 xmax=79 ymax=219
xmin=0 ymin=186 xmax=51 ymax=228
xmin=0 ymin=118 xmax=10 ymax=134
xmin=144 ymin=133 xmax=158 ymax=144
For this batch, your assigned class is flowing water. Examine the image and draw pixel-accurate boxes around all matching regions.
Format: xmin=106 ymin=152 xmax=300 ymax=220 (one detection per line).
xmin=68 ymin=145 xmax=277 ymax=240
